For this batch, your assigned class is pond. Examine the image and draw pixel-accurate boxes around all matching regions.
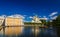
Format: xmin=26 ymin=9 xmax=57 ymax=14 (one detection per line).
xmin=0 ymin=26 xmax=57 ymax=37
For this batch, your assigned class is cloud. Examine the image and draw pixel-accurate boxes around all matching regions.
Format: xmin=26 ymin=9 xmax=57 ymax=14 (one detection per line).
xmin=49 ymin=12 xmax=58 ymax=16
xmin=1 ymin=15 xmax=6 ymax=17
xmin=29 ymin=16 xmax=33 ymax=18
xmin=42 ymin=16 xmax=48 ymax=20
xmin=50 ymin=16 xmax=57 ymax=20
xmin=7 ymin=14 xmax=25 ymax=19
xmin=40 ymin=18 xmax=48 ymax=20
xmin=0 ymin=15 xmax=6 ymax=19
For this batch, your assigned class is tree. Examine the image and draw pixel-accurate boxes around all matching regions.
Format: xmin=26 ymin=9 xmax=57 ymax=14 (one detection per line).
xmin=40 ymin=20 xmax=46 ymax=25
xmin=52 ymin=15 xmax=60 ymax=37
xmin=52 ymin=15 xmax=60 ymax=27
xmin=46 ymin=20 xmax=51 ymax=26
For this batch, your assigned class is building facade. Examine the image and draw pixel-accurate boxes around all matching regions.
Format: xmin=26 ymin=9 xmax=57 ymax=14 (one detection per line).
xmin=5 ymin=17 xmax=24 ymax=26
xmin=5 ymin=15 xmax=24 ymax=35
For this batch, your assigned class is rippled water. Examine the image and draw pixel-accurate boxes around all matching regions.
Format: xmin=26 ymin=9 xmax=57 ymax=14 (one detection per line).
xmin=0 ymin=27 xmax=57 ymax=37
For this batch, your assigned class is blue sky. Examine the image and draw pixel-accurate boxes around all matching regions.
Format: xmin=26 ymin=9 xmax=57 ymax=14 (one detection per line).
xmin=0 ymin=0 xmax=60 ymax=21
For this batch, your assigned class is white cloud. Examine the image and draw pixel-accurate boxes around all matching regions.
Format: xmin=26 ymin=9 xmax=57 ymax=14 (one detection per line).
xmin=0 ymin=15 xmax=6 ymax=19
xmin=1 ymin=15 xmax=6 ymax=17
xmin=29 ymin=16 xmax=33 ymax=18
xmin=40 ymin=18 xmax=48 ymax=20
xmin=50 ymin=16 xmax=57 ymax=20
xmin=7 ymin=14 xmax=25 ymax=19
xmin=49 ymin=12 xmax=58 ymax=16
xmin=42 ymin=16 xmax=48 ymax=20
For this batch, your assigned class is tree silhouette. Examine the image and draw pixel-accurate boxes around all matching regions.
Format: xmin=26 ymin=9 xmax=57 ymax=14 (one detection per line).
xmin=52 ymin=15 xmax=60 ymax=37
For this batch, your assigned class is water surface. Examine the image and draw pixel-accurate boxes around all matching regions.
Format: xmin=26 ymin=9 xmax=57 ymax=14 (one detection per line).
xmin=0 ymin=26 xmax=57 ymax=37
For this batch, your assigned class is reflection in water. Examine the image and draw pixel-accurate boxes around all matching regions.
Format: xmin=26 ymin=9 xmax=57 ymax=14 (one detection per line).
xmin=5 ymin=27 xmax=23 ymax=35
xmin=0 ymin=26 xmax=24 ymax=37
xmin=32 ymin=27 xmax=40 ymax=35
xmin=0 ymin=29 xmax=3 ymax=34
xmin=0 ymin=26 xmax=58 ymax=37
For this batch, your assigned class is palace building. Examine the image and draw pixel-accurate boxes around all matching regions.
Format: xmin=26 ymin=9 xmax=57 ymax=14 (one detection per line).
xmin=5 ymin=14 xmax=24 ymax=35
xmin=0 ymin=14 xmax=24 ymax=35
xmin=5 ymin=15 xmax=24 ymax=26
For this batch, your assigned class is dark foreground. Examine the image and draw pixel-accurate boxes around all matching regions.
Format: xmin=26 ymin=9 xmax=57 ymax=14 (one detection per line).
xmin=0 ymin=27 xmax=58 ymax=37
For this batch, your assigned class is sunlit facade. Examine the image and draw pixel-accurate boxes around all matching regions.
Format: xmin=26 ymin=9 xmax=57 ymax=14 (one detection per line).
xmin=5 ymin=15 xmax=24 ymax=35
xmin=5 ymin=17 xmax=24 ymax=26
